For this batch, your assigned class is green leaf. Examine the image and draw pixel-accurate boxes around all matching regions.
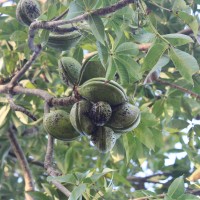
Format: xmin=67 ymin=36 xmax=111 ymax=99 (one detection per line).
xmin=177 ymin=194 xmax=200 ymax=200
xmin=10 ymin=31 xmax=27 ymax=42
xmin=28 ymin=191 xmax=50 ymax=200
xmin=87 ymin=14 xmax=105 ymax=44
xmin=40 ymin=30 xmax=50 ymax=46
xmin=47 ymin=174 xmax=77 ymax=184
xmin=115 ymin=42 xmax=139 ymax=56
xmin=117 ymin=55 xmax=142 ymax=81
xmin=166 ymin=119 xmax=189 ymax=133
xmin=96 ymin=41 xmax=109 ymax=66
xmin=0 ymin=6 xmax=16 ymax=18
xmin=111 ymin=139 xmax=125 ymax=162
xmin=169 ymin=48 xmax=199 ymax=84
xmin=69 ymin=183 xmax=87 ymax=200
xmin=87 ymin=168 xmax=116 ymax=183
xmin=64 ymin=147 xmax=74 ymax=173
xmin=167 ymin=176 xmax=185 ymax=199
xmin=163 ymin=34 xmax=193 ymax=46
xmin=176 ymin=11 xmax=198 ymax=37
xmin=105 ymin=56 xmax=116 ymax=80
xmin=15 ymin=111 xmax=29 ymax=125
xmin=123 ymin=133 xmax=135 ymax=163
xmin=194 ymin=125 xmax=200 ymax=137
xmin=73 ymin=47 xmax=83 ymax=63
xmin=0 ymin=106 xmax=10 ymax=127
xmin=66 ymin=1 xmax=85 ymax=19
xmin=0 ymin=142 xmax=10 ymax=168
xmin=142 ymin=43 xmax=168 ymax=72
xmin=135 ymin=126 xmax=155 ymax=150
xmin=114 ymin=173 xmax=132 ymax=187
xmin=152 ymin=99 xmax=165 ymax=117
xmin=46 ymin=5 xmax=57 ymax=20
xmin=113 ymin=57 xmax=129 ymax=85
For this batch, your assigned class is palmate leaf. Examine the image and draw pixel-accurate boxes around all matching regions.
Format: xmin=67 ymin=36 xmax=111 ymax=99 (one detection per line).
xmin=87 ymin=14 xmax=105 ymax=44
xmin=169 ymin=48 xmax=199 ymax=84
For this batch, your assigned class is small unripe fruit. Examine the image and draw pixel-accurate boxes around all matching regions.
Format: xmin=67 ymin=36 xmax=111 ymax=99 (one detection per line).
xmin=70 ymin=100 xmax=96 ymax=136
xmin=107 ymin=103 xmax=141 ymax=133
xmin=58 ymin=57 xmax=81 ymax=87
xmin=43 ymin=110 xmax=81 ymax=141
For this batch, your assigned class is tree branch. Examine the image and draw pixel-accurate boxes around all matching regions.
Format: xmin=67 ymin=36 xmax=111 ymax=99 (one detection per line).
xmin=8 ymin=127 xmax=35 ymax=200
xmin=0 ymin=84 xmax=79 ymax=107
xmin=6 ymin=94 xmax=37 ymax=121
xmin=9 ymin=151 xmax=44 ymax=168
xmin=157 ymin=79 xmax=200 ymax=100
xmin=28 ymin=0 xmax=135 ymax=51
xmin=127 ymin=172 xmax=171 ymax=184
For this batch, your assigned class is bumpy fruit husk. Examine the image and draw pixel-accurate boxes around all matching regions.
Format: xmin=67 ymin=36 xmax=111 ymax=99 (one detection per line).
xmin=91 ymin=126 xmax=116 ymax=153
xmin=78 ymin=54 xmax=106 ymax=85
xmin=58 ymin=57 xmax=81 ymax=87
xmin=47 ymin=31 xmax=81 ymax=51
xmin=70 ymin=100 xmax=96 ymax=136
xmin=16 ymin=0 xmax=41 ymax=26
xmin=77 ymin=78 xmax=128 ymax=106
xmin=89 ymin=101 xmax=112 ymax=126
xmin=43 ymin=110 xmax=81 ymax=141
xmin=107 ymin=103 xmax=141 ymax=133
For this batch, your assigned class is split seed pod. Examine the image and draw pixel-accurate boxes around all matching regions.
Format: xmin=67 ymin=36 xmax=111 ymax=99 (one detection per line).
xmin=16 ymin=0 xmax=41 ymax=26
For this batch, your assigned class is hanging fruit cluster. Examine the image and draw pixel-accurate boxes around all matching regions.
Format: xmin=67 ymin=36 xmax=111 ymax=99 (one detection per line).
xmin=44 ymin=55 xmax=141 ymax=153
xmin=16 ymin=0 xmax=141 ymax=153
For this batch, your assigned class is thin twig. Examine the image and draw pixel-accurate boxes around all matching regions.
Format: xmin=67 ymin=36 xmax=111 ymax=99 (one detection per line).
xmin=131 ymin=194 xmax=165 ymax=200
xmin=6 ymin=94 xmax=37 ymax=121
xmin=7 ymin=45 xmax=42 ymax=89
xmin=8 ymin=127 xmax=35 ymax=200
xmin=149 ymin=0 xmax=172 ymax=12
xmin=51 ymin=9 xmax=69 ymax=21
xmin=157 ymin=79 xmax=200 ymax=100
xmin=28 ymin=0 xmax=135 ymax=51
xmin=9 ymin=151 xmax=44 ymax=168
xmin=178 ymin=27 xmax=193 ymax=35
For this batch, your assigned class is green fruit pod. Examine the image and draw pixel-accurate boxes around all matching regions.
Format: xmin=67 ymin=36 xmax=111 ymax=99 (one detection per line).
xmin=70 ymin=100 xmax=96 ymax=136
xmin=91 ymin=126 xmax=116 ymax=153
xmin=16 ymin=0 xmax=41 ymax=26
xmin=47 ymin=31 xmax=82 ymax=51
xmin=78 ymin=54 xmax=106 ymax=85
xmin=107 ymin=103 xmax=141 ymax=133
xmin=58 ymin=57 xmax=81 ymax=87
xmin=43 ymin=110 xmax=81 ymax=141
xmin=89 ymin=101 xmax=112 ymax=126
xmin=77 ymin=77 xmax=128 ymax=106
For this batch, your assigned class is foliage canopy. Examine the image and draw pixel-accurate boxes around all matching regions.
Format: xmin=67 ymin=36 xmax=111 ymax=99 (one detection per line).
xmin=1 ymin=0 xmax=200 ymax=199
